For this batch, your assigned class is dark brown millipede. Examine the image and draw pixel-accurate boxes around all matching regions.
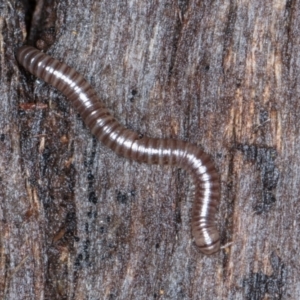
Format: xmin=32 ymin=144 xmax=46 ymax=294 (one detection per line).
xmin=16 ymin=46 xmax=221 ymax=255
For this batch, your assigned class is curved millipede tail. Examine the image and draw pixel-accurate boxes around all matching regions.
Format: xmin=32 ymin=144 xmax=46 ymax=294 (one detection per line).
xmin=16 ymin=46 xmax=221 ymax=254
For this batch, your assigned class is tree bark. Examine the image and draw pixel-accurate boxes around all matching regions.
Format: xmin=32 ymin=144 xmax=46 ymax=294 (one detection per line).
xmin=1 ymin=0 xmax=298 ymax=299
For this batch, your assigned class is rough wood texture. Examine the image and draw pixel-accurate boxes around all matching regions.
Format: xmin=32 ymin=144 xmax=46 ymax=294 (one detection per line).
xmin=1 ymin=0 xmax=298 ymax=299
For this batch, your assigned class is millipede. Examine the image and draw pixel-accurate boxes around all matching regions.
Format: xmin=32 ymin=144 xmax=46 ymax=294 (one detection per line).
xmin=16 ymin=46 xmax=221 ymax=254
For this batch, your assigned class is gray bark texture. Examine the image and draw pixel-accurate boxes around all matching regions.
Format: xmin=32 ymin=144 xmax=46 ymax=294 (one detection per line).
xmin=0 ymin=0 xmax=297 ymax=299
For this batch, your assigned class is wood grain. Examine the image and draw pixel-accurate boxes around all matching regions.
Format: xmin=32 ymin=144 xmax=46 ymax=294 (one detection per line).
xmin=1 ymin=0 xmax=298 ymax=299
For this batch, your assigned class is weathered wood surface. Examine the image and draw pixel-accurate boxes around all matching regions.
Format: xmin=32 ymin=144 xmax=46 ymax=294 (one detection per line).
xmin=0 ymin=0 xmax=298 ymax=299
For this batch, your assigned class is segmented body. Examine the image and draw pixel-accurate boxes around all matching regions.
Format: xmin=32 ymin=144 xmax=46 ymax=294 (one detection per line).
xmin=17 ymin=46 xmax=221 ymax=254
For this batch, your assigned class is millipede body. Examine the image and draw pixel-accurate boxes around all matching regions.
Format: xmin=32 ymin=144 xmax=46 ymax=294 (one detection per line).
xmin=16 ymin=46 xmax=221 ymax=254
